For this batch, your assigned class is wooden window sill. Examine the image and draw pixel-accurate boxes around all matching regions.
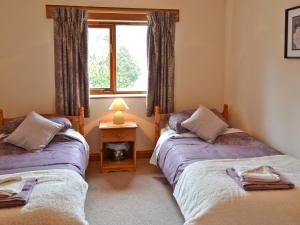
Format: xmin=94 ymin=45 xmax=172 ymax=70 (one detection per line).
xmin=90 ymin=93 xmax=146 ymax=99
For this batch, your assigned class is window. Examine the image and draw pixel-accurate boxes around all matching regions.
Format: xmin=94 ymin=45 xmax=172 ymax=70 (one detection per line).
xmin=88 ymin=24 xmax=148 ymax=95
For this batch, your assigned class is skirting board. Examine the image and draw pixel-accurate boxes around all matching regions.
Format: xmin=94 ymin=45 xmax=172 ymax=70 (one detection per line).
xmin=89 ymin=150 xmax=153 ymax=161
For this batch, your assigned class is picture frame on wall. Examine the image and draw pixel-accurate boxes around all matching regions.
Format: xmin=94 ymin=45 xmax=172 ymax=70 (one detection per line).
xmin=285 ymin=6 xmax=300 ymax=58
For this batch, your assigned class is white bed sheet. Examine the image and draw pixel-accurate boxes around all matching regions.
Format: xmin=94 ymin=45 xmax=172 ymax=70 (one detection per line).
xmin=58 ymin=129 xmax=90 ymax=168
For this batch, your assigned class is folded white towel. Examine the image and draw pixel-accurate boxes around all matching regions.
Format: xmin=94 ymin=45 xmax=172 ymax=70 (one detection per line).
xmin=234 ymin=166 xmax=280 ymax=183
xmin=0 ymin=176 xmax=24 ymax=198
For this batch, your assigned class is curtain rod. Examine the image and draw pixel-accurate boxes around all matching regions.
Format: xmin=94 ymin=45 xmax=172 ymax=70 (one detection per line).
xmin=46 ymin=5 xmax=180 ymax=22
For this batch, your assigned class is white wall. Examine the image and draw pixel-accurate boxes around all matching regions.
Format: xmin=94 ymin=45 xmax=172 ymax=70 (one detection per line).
xmin=225 ymin=0 xmax=300 ymax=158
xmin=0 ymin=0 xmax=226 ymax=153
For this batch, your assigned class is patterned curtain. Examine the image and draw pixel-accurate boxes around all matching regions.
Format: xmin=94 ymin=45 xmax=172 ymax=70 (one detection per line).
xmin=146 ymin=11 xmax=177 ymax=117
xmin=53 ymin=7 xmax=90 ymax=117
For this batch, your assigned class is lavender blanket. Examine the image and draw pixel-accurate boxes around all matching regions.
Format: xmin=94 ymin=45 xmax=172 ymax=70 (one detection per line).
xmin=157 ymin=132 xmax=281 ymax=188
xmin=0 ymin=134 xmax=88 ymax=177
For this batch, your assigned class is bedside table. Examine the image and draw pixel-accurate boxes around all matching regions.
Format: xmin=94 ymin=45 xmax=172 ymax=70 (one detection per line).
xmin=99 ymin=121 xmax=138 ymax=172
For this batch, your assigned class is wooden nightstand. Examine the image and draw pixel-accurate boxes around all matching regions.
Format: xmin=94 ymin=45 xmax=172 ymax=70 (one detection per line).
xmin=99 ymin=121 xmax=138 ymax=172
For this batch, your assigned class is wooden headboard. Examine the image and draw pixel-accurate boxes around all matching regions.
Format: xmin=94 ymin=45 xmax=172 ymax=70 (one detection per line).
xmin=154 ymin=104 xmax=229 ymax=142
xmin=0 ymin=107 xmax=85 ymax=135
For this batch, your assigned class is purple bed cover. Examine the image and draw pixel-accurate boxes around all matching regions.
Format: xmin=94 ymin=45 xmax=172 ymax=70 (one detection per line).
xmin=157 ymin=132 xmax=281 ymax=188
xmin=0 ymin=134 xmax=88 ymax=177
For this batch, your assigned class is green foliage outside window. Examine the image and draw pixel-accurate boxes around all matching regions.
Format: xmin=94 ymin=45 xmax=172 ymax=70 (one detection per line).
xmin=116 ymin=46 xmax=140 ymax=89
xmin=88 ymin=54 xmax=110 ymax=88
xmin=88 ymin=38 xmax=141 ymax=89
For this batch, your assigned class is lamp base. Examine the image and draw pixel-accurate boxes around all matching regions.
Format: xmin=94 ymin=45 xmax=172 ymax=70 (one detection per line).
xmin=113 ymin=111 xmax=125 ymax=125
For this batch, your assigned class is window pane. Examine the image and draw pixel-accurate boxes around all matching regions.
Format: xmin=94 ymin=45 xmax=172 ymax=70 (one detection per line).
xmin=116 ymin=25 xmax=148 ymax=92
xmin=88 ymin=28 xmax=110 ymax=89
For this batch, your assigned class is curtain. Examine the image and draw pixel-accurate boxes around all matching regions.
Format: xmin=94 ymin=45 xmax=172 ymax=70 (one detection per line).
xmin=53 ymin=7 xmax=90 ymax=117
xmin=146 ymin=11 xmax=177 ymax=117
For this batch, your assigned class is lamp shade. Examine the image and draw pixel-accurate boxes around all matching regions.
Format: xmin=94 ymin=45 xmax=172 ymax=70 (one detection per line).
xmin=109 ymin=98 xmax=129 ymax=111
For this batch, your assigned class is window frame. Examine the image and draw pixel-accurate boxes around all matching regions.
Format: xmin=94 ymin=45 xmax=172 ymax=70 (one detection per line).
xmin=88 ymin=21 xmax=148 ymax=95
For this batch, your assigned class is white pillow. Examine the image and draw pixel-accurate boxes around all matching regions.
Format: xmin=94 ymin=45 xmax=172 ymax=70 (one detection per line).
xmin=4 ymin=112 xmax=63 ymax=151
xmin=181 ymin=105 xmax=228 ymax=143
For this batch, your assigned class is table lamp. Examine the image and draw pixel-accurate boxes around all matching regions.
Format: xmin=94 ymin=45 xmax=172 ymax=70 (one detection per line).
xmin=109 ymin=98 xmax=129 ymax=125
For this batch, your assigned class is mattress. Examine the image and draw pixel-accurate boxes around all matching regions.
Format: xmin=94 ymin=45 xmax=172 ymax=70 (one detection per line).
xmin=154 ymin=128 xmax=281 ymax=188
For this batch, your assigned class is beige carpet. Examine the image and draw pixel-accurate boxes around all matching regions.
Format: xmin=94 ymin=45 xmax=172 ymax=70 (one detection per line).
xmin=85 ymin=159 xmax=184 ymax=225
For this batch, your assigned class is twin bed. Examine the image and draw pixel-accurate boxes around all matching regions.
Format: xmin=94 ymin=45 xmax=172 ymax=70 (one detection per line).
xmin=152 ymin=105 xmax=300 ymax=225
xmin=0 ymin=107 xmax=89 ymax=225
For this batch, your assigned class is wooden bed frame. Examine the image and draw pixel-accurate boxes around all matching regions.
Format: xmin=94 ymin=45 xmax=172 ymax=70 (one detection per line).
xmin=154 ymin=104 xmax=229 ymax=142
xmin=0 ymin=107 xmax=85 ymax=135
